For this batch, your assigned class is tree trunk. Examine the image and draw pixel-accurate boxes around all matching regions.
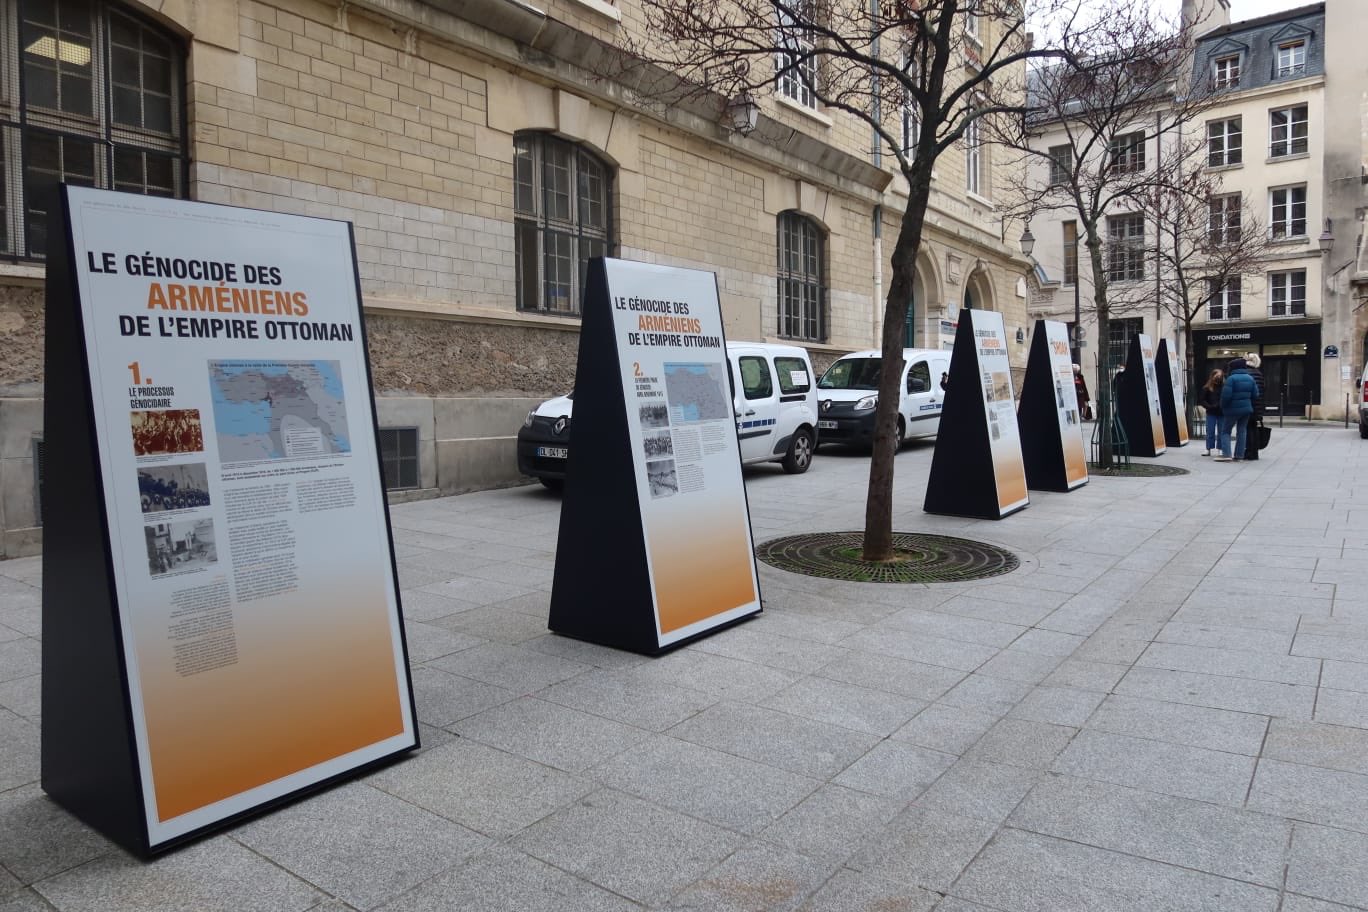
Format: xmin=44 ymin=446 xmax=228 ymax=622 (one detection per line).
xmin=862 ymin=172 xmax=932 ymax=562
xmin=1086 ymin=233 xmax=1114 ymax=468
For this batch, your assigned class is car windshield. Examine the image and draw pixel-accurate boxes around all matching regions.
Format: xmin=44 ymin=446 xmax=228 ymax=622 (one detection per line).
xmin=818 ymin=358 xmax=881 ymax=390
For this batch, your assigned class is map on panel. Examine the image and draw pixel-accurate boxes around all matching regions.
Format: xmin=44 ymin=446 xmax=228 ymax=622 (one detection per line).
xmin=208 ymin=360 xmax=351 ymax=461
xmin=664 ymin=362 xmax=730 ymax=422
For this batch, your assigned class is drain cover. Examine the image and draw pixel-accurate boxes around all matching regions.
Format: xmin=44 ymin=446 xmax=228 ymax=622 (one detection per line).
xmin=756 ymin=532 xmax=1019 ymax=584
xmin=1088 ymin=462 xmax=1190 ymax=477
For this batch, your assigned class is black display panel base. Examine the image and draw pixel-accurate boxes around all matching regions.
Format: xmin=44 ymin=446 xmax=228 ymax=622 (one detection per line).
xmin=1116 ymin=335 xmax=1163 ymax=458
xmin=1018 ymin=321 xmax=1086 ymax=492
xmin=1155 ymin=338 xmax=1189 ymax=448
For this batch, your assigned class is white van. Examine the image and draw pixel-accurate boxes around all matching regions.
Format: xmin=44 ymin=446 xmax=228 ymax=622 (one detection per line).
xmin=815 ymin=347 xmax=951 ymax=448
xmin=516 ymin=341 xmax=820 ymax=488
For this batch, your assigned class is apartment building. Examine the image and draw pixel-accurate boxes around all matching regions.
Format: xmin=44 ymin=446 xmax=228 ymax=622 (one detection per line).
xmin=0 ymin=0 xmax=1031 ymax=555
xmin=1189 ymin=3 xmax=1332 ymax=417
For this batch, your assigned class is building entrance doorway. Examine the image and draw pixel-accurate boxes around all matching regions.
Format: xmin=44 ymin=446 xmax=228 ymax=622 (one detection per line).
xmin=1261 ymin=357 xmax=1306 ymax=415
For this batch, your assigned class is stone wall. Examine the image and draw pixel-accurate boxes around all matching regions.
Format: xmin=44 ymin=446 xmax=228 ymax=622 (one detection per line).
xmin=0 ymin=287 xmax=45 ymax=396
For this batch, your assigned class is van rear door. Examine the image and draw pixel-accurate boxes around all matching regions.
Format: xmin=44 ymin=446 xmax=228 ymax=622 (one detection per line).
xmin=904 ymin=356 xmax=939 ymax=438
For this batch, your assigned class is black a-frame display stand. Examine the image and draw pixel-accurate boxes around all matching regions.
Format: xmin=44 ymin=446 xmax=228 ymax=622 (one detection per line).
xmin=1154 ymin=338 xmax=1189 ymax=448
xmin=1017 ymin=321 xmax=1087 ymax=492
xmin=548 ymin=261 xmax=662 ymax=654
xmin=1115 ymin=335 xmax=1163 ymax=458
xmin=40 ymin=192 xmax=151 ymax=857
xmin=924 ymin=309 xmax=1027 ymax=520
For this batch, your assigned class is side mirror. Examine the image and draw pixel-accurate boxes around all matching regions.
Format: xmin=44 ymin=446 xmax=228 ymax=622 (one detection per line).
xmin=908 ymin=377 xmax=927 ymax=393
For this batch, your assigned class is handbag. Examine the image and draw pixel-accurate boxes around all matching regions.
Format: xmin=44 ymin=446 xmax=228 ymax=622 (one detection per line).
xmin=1258 ymin=425 xmax=1272 ymax=448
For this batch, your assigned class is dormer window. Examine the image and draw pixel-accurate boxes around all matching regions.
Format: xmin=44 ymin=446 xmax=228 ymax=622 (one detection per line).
xmin=1275 ymin=40 xmax=1305 ymax=78
xmin=1212 ymin=54 xmax=1240 ymax=89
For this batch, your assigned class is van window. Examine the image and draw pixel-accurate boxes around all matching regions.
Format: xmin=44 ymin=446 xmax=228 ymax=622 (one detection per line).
xmin=775 ymin=356 xmax=811 ymax=394
xmin=818 ymin=358 xmax=881 ymax=390
xmin=739 ymin=356 xmax=774 ymax=399
xmin=907 ymin=360 xmax=931 ymax=394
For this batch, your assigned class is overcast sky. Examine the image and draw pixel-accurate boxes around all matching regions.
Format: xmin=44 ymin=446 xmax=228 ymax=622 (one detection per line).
xmin=1227 ymin=0 xmax=1312 ymax=22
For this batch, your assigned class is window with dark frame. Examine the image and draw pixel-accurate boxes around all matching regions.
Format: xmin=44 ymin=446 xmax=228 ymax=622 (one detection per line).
xmin=901 ymin=54 xmax=920 ymax=159
xmin=1269 ymin=104 xmax=1308 ymax=158
xmin=739 ymin=356 xmax=773 ymax=400
xmin=1 ymin=0 xmax=187 ymax=260
xmin=1062 ymin=220 xmax=1078 ymax=284
xmin=378 ymin=428 xmax=420 ymax=491
xmin=1106 ymin=213 xmax=1145 ymax=283
xmin=1207 ymin=117 xmax=1242 ymax=167
xmin=513 ymin=132 xmax=613 ymax=317
xmin=776 ymin=0 xmax=818 ymax=109
xmin=1048 ymin=145 xmax=1071 ymax=186
xmin=1268 ymin=269 xmax=1306 ymax=317
xmin=1269 ymin=185 xmax=1306 ymax=239
xmin=1206 ymin=276 xmax=1241 ymax=321
xmin=777 ymin=211 xmax=826 ymax=343
xmin=1107 ymin=316 xmax=1143 ymax=365
xmin=965 ymin=110 xmax=982 ymax=195
xmin=1207 ymin=194 xmax=1241 ymax=246
xmin=1108 ymin=132 xmax=1146 ymax=174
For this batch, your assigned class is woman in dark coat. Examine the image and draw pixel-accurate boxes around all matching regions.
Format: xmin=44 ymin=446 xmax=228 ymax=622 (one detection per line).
xmin=1244 ymin=353 xmax=1266 ymax=460
xmin=1199 ymin=368 xmax=1223 ymax=456
xmin=1217 ymin=358 xmax=1257 ymax=461
xmin=1073 ymin=364 xmax=1091 ymax=420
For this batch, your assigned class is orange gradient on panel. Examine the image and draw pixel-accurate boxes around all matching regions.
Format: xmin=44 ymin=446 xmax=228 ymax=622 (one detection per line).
xmin=137 ymin=590 xmax=405 ymax=821
xmin=649 ymin=514 xmax=758 ymax=634
xmin=993 ymin=452 xmax=1029 ymax=511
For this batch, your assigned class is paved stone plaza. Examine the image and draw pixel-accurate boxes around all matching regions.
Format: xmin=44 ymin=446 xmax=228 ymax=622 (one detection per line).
xmin=2 ymin=425 xmax=1367 ymax=911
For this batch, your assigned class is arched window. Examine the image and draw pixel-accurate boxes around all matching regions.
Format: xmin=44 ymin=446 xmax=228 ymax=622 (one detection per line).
xmin=513 ymin=132 xmax=613 ymax=316
xmin=2 ymin=0 xmax=187 ymax=259
xmin=777 ymin=212 xmax=826 ymax=342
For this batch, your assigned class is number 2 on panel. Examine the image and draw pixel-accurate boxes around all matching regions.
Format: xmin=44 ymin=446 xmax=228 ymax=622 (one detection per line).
xmin=634 ymin=362 xmax=642 ymax=377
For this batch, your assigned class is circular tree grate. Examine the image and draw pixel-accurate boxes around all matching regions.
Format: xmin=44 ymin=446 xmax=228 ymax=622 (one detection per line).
xmin=1088 ymin=462 xmax=1190 ymax=477
xmin=756 ymin=532 xmax=1019 ymax=584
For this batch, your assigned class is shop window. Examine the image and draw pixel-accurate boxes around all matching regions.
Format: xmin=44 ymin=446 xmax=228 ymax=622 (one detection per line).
xmin=739 ymin=356 xmax=773 ymax=399
xmin=513 ymin=132 xmax=613 ymax=316
xmin=1269 ymin=105 xmax=1308 ymax=158
xmin=1206 ymin=277 xmax=1241 ymax=321
xmin=1268 ymin=270 xmax=1306 ymax=317
xmin=0 ymin=0 xmax=187 ymax=259
xmin=777 ymin=211 xmax=827 ymax=342
xmin=1262 ymin=342 xmax=1307 ymax=356
xmin=379 ymin=428 xmax=420 ymax=491
xmin=1207 ymin=118 xmax=1242 ymax=167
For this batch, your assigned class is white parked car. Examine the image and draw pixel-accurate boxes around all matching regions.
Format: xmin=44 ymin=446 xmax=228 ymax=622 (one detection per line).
xmin=815 ymin=347 xmax=951 ymax=448
xmin=516 ymin=341 xmax=821 ymax=489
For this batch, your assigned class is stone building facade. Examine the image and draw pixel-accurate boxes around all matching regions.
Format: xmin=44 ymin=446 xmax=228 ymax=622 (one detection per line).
xmin=0 ymin=0 xmax=1031 ymax=556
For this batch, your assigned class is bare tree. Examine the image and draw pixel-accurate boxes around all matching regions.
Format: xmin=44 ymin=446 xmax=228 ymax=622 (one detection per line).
xmin=993 ymin=3 xmax=1215 ymax=465
xmin=615 ymin=0 xmax=1069 ymax=560
xmin=1128 ymin=157 xmax=1272 ymax=422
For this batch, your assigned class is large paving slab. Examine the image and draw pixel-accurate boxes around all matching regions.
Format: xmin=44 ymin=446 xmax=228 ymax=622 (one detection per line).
xmin=4 ymin=424 xmax=1368 ymax=909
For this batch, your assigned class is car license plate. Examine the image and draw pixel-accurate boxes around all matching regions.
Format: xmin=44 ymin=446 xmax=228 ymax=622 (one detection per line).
xmin=817 ymin=420 xmax=838 ymax=430
xmin=536 ymin=446 xmax=568 ymax=459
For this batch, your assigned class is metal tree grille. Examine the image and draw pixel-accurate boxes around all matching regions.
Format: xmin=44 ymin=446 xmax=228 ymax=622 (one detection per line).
xmin=756 ymin=532 xmax=1020 ymax=584
xmin=1088 ymin=462 xmax=1190 ymax=477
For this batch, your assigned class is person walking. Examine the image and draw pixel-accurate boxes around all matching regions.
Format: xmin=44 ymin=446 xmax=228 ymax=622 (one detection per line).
xmin=1073 ymin=364 xmax=1092 ymax=421
xmin=1244 ymin=353 xmax=1266 ymax=461
xmin=1216 ymin=357 xmax=1256 ymax=462
xmin=1199 ymin=368 xmax=1223 ymax=456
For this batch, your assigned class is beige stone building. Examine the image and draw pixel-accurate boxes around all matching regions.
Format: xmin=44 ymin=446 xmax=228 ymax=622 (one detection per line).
xmin=0 ymin=0 xmax=1031 ymax=556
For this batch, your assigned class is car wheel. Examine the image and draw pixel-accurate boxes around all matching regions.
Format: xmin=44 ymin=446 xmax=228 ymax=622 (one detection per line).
xmin=782 ymin=427 xmax=814 ymax=474
xmin=1360 ymin=418 xmax=1368 ymax=439
xmin=539 ymin=477 xmax=564 ymax=492
xmin=895 ymin=418 xmax=906 ymax=449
